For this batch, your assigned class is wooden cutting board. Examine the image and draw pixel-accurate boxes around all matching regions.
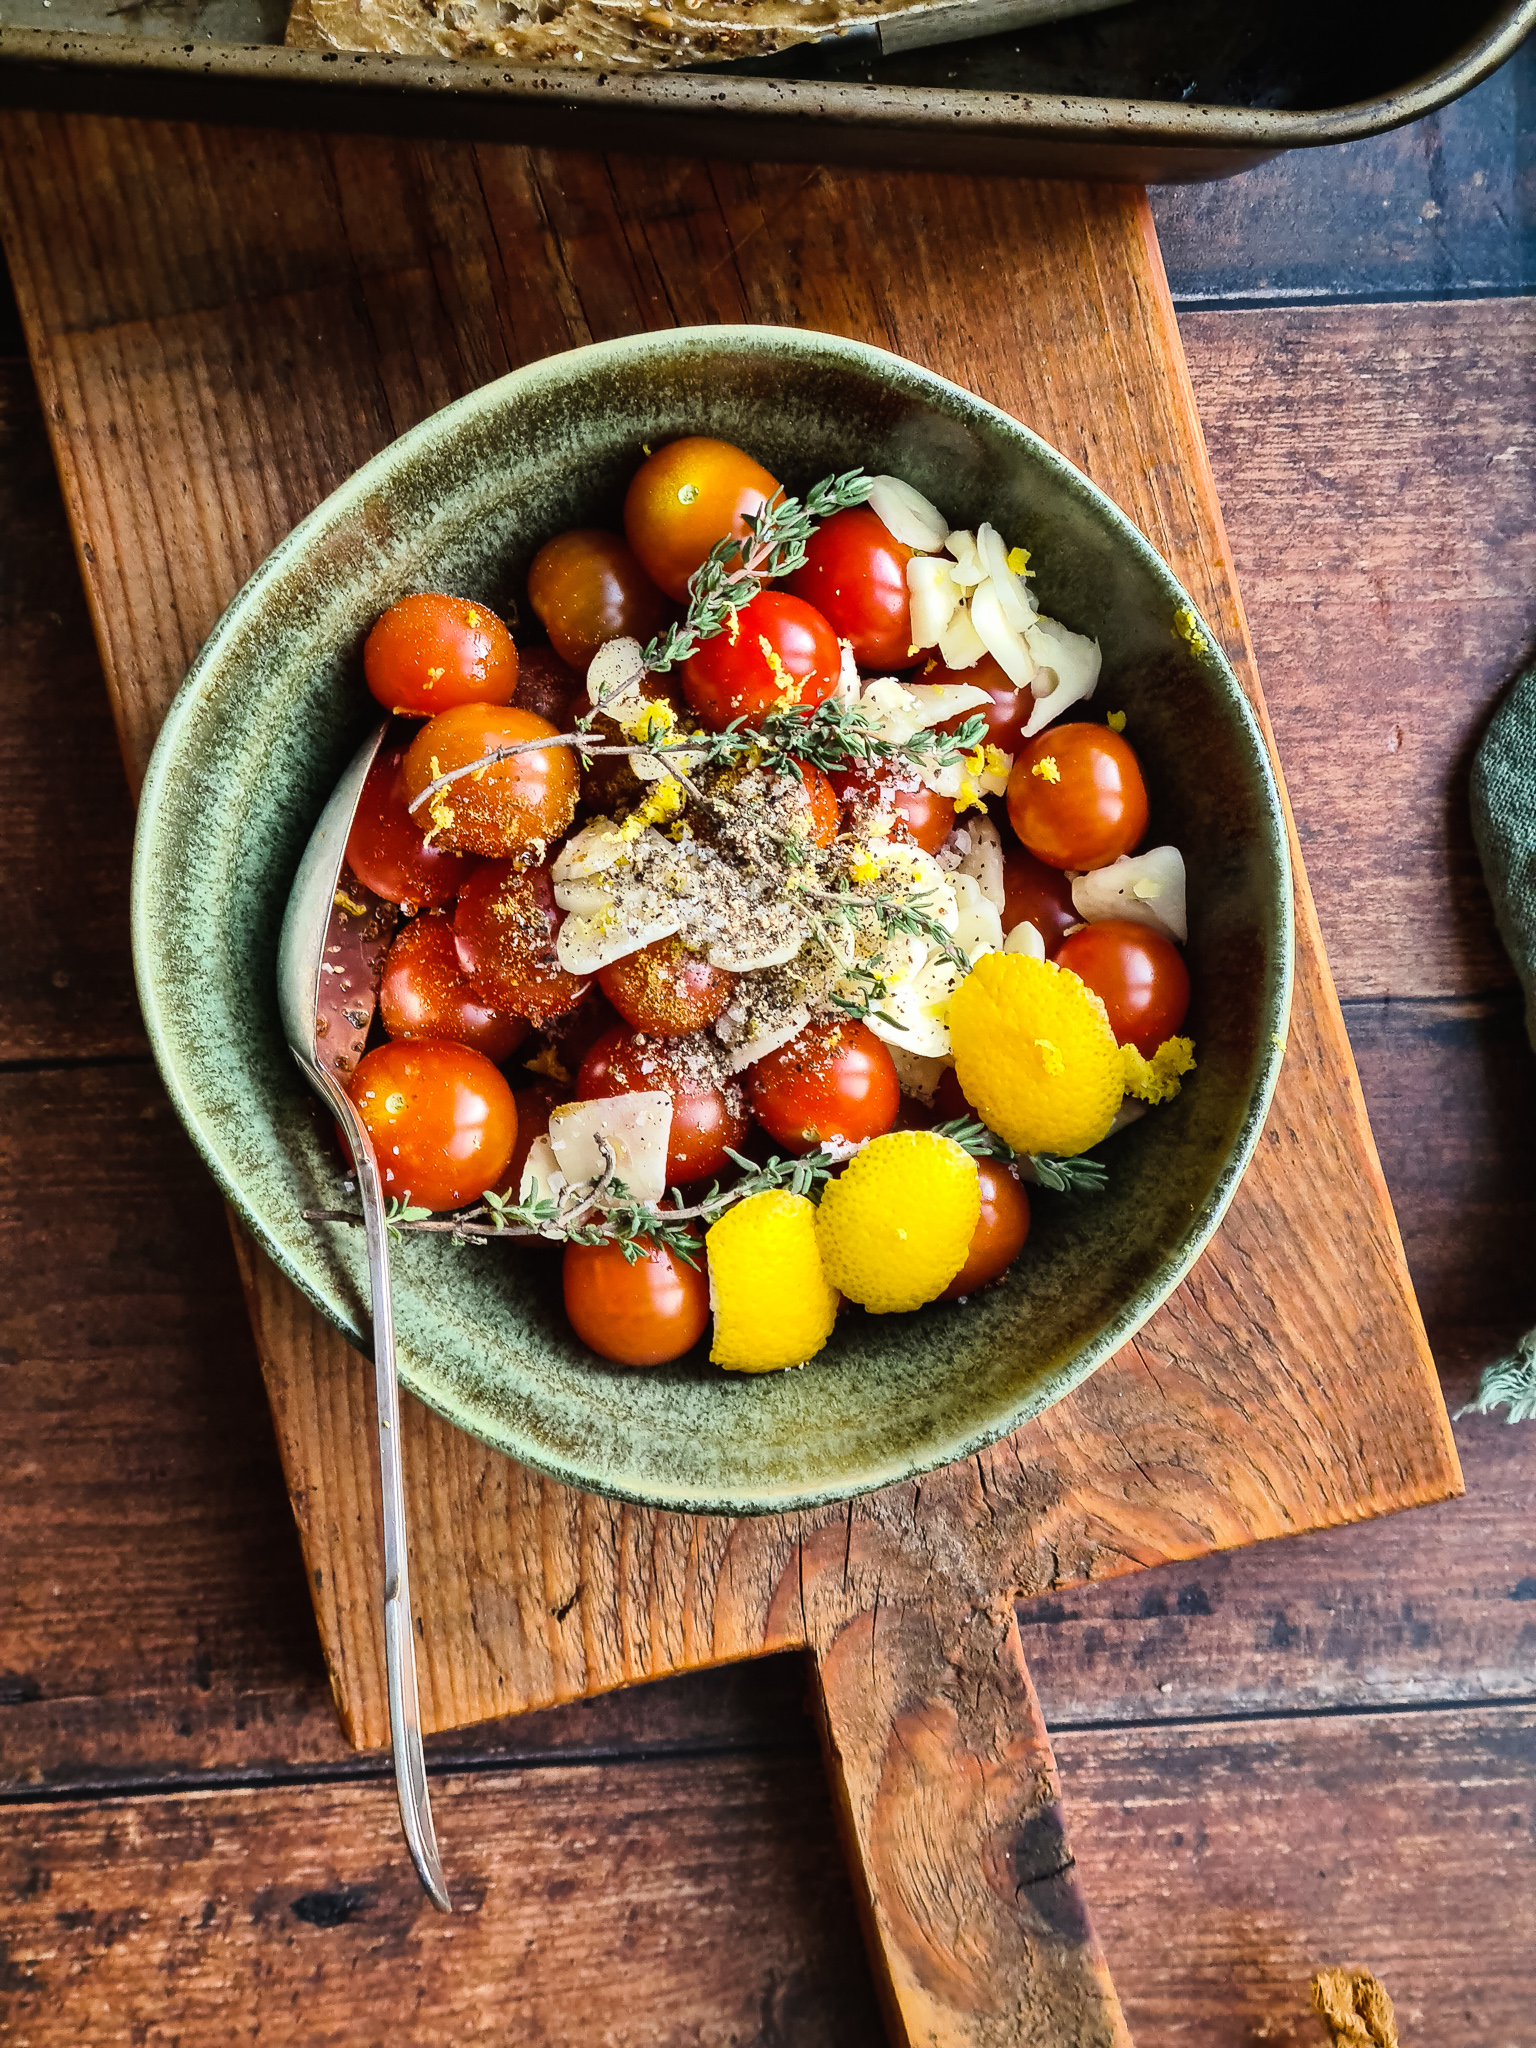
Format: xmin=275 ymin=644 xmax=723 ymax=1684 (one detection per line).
xmin=0 ymin=114 xmax=1461 ymax=2048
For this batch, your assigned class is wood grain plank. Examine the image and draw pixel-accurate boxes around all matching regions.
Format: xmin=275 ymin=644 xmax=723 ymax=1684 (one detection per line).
xmin=0 ymin=1753 xmax=889 ymax=2046
xmin=1057 ymin=1703 xmax=1536 ymax=2048
xmin=1181 ymin=297 xmax=1536 ymax=1003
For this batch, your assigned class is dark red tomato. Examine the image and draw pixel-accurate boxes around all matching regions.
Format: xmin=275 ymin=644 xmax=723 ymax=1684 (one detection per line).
xmin=831 ymin=767 xmax=955 ymax=857
xmin=930 ymin=651 xmax=1032 ymax=756
xmin=941 ymin=1159 xmax=1030 ymax=1299
xmin=347 ymin=1039 xmax=517 ymax=1212
xmin=623 ymin=437 xmax=781 ymax=602
xmin=599 ymin=936 xmax=734 ymax=1039
xmin=526 ymin=529 xmax=672 ymax=670
xmin=379 ymin=913 xmax=529 ymax=1064
xmin=745 ymin=1018 xmax=900 ymax=1155
xmin=453 ymin=862 xmax=590 ymax=1025
xmin=933 ymin=1068 xmax=972 ymax=1124
xmin=1000 ymin=844 xmax=1079 ymax=955
xmin=680 ymin=590 xmax=842 ymax=732
xmin=577 ymin=1026 xmax=749 ymax=1186
xmin=345 ymin=741 xmax=471 ymax=911
xmin=794 ymin=761 xmax=839 ymax=848
xmin=493 ymin=1080 xmax=568 ymax=1205
xmin=1054 ymin=919 xmax=1190 ymax=1057
xmin=400 ymin=704 xmax=579 ymax=863
xmin=563 ymin=1237 xmax=710 ymax=1367
xmin=1007 ymin=723 xmax=1149 ymax=872
xmin=786 ymin=506 xmax=914 ymax=671
xmin=363 ymin=592 xmax=517 ymax=717
xmin=512 ymin=645 xmax=585 ymax=732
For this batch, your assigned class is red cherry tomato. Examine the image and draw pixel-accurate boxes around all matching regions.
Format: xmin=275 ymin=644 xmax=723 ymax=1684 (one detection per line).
xmin=831 ymin=767 xmax=955 ymax=857
xmin=787 ymin=506 xmax=914 ymax=671
xmin=931 ymin=652 xmax=1032 ymax=756
xmin=526 ymin=529 xmax=671 ymax=670
xmin=1007 ymin=723 xmax=1149 ymax=872
xmin=1054 ymin=919 xmax=1190 ymax=1057
xmin=624 ymin=438 xmax=782 ymax=602
xmin=745 ymin=1018 xmax=900 ymax=1155
xmin=577 ymin=1026 xmax=749 ymax=1186
xmin=794 ymin=761 xmax=839 ymax=848
xmin=453 ymin=862 xmax=590 ymax=1026
xmin=344 ymin=741 xmax=471 ymax=911
xmin=379 ymin=913 xmax=529 ymax=1064
xmin=494 ymin=1080 xmax=569 ymax=1206
xmin=1000 ymin=844 xmax=1079 ymax=955
xmin=400 ymin=705 xmax=579 ymax=862
xmin=348 ymin=1039 xmax=517 ymax=1213
xmin=933 ymin=1068 xmax=971 ymax=1122
xmin=680 ymin=590 xmax=842 ymax=732
xmin=941 ymin=1159 xmax=1030 ymax=1298
xmin=363 ymin=593 xmax=517 ymax=717
xmin=598 ymin=936 xmax=734 ymax=1039
xmin=563 ymin=1237 xmax=710 ymax=1367
xmin=512 ymin=645 xmax=586 ymax=732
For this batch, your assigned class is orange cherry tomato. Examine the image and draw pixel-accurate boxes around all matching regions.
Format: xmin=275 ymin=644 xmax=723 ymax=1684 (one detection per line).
xmin=453 ymin=862 xmax=590 ymax=1026
xmin=577 ymin=1026 xmax=749 ymax=1186
xmin=794 ymin=761 xmax=840 ymax=848
xmin=598 ymin=937 xmax=734 ymax=1039
xmin=831 ymin=766 xmax=956 ymax=857
xmin=680 ymin=590 xmax=842 ymax=732
xmin=562 ymin=1237 xmax=710 ymax=1367
xmin=745 ymin=1018 xmax=900 ymax=1155
xmin=400 ymin=705 xmax=579 ymax=862
xmin=363 ymin=593 xmax=517 ymax=717
xmin=526 ymin=529 xmax=672 ymax=670
xmin=348 ymin=1039 xmax=517 ymax=1213
xmin=931 ymin=651 xmax=1032 ymax=755
xmin=379 ymin=913 xmax=529 ymax=1064
xmin=344 ymin=741 xmax=471 ymax=911
xmin=1007 ymin=723 xmax=1149 ymax=872
xmin=623 ymin=437 xmax=781 ymax=602
xmin=786 ymin=506 xmax=914 ymax=671
xmin=941 ymin=1159 xmax=1030 ymax=1298
xmin=1054 ymin=919 xmax=1190 ymax=1057
xmin=1000 ymin=844 xmax=1078 ymax=955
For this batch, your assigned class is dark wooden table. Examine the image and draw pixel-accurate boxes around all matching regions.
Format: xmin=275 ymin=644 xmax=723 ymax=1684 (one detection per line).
xmin=3 ymin=44 xmax=1535 ymax=2043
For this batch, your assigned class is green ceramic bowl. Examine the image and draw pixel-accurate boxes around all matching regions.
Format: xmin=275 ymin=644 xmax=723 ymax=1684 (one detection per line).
xmin=133 ymin=326 xmax=1292 ymax=1516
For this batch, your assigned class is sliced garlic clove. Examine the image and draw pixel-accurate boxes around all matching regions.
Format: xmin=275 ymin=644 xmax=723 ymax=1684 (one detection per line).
xmin=548 ymin=1091 xmax=673 ymax=1206
xmin=869 ymin=475 xmax=949 ymax=552
xmin=726 ymin=1006 xmax=812 ymax=1074
xmin=586 ymin=636 xmax=646 ymax=716
xmin=517 ymin=1135 xmax=569 ymax=1234
xmin=976 ymin=524 xmax=1035 ymax=633
xmin=969 ymin=577 xmax=1037 ymax=689
xmin=551 ymin=877 xmax=615 ymax=918
xmin=951 ymin=871 xmax=1003 ymax=960
xmin=1003 ymin=919 xmax=1046 ymax=959
xmin=1071 ymin=846 xmax=1187 ymax=944
xmin=956 ymin=812 xmax=1006 ymax=914
xmin=937 ymin=604 xmax=988 ymax=671
xmin=553 ymin=818 xmax=629 ymax=884
xmin=898 ymin=681 xmax=993 ymax=729
xmin=706 ymin=910 xmax=807 ymax=973
xmin=556 ymin=908 xmax=681 ymax=975
xmin=1022 ymin=616 xmax=1102 ymax=736
xmin=945 ymin=529 xmax=985 ymax=588
xmin=906 ymin=554 xmax=961 ymax=649
xmin=887 ymin=1045 xmax=953 ymax=1106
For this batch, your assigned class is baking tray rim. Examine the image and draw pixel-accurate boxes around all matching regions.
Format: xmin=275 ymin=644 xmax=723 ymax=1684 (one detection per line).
xmin=0 ymin=1 xmax=1529 ymax=146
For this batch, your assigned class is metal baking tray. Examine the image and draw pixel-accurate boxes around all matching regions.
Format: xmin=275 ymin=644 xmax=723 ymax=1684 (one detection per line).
xmin=0 ymin=0 xmax=1530 ymax=182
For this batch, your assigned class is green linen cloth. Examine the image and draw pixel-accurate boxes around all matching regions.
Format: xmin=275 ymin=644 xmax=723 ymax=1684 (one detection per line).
xmin=1461 ymin=660 xmax=1536 ymax=1423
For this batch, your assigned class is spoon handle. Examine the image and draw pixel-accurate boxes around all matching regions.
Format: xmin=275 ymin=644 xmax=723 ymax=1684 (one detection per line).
xmin=319 ymin=1067 xmax=452 ymax=1913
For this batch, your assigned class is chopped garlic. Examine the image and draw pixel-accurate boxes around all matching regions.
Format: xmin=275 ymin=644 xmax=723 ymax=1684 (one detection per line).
xmin=887 ymin=1045 xmax=953 ymax=1105
xmin=969 ymin=576 xmax=1036 ymax=689
xmin=907 ymin=553 xmax=961 ymax=649
xmin=976 ymin=524 xmax=1036 ymax=632
xmin=1071 ymin=846 xmax=1187 ymax=943
xmin=955 ymin=811 xmax=1005 ymax=913
xmin=726 ymin=1006 xmax=812 ymax=1074
xmin=517 ymin=1135 xmax=569 ymax=1235
xmin=1003 ymin=920 xmax=1046 ymax=960
xmin=937 ymin=604 xmax=987 ymax=671
xmin=869 ymin=475 xmax=949 ymax=552
xmin=547 ymin=1092 xmax=673 ymax=1205
xmin=1022 ymin=617 xmax=1102 ymax=737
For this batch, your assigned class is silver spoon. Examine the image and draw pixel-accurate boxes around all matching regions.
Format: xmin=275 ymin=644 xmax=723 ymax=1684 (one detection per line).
xmin=277 ymin=720 xmax=452 ymax=1913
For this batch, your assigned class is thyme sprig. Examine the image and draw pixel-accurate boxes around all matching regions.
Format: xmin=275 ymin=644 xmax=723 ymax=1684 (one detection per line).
xmin=640 ymin=469 xmax=874 ymax=675
xmin=934 ymin=1117 xmax=1108 ymax=1195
